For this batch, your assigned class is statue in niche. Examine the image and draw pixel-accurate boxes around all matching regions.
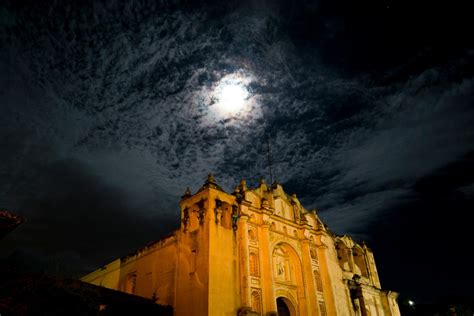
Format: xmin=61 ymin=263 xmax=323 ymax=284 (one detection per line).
xmin=293 ymin=204 xmax=300 ymax=222
xmin=290 ymin=193 xmax=301 ymax=222
xmin=197 ymin=199 xmax=205 ymax=225
xmin=231 ymin=204 xmax=239 ymax=230
xmin=274 ymin=254 xmax=289 ymax=282
xmin=276 ymin=257 xmax=285 ymax=276
xmin=214 ymin=199 xmax=222 ymax=224
xmin=274 ymin=247 xmax=291 ymax=282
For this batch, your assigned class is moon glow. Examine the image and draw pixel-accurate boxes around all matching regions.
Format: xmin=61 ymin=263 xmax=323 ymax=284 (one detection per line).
xmin=212 ymin=75 xmax=250 ymax=116
xmin=219 ymin=84 xmax=248 ymax=113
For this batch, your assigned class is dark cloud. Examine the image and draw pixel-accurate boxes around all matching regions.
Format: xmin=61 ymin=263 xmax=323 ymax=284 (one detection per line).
xmin=367 ymin=151 xmax=474 ymax=301
xmin=2 ymin=158 xmax=178 ymax=275
xmin=315 ymin=62 xmax=474 ymax=233
xmin=1 ymin=0 xmax=473 ymax=301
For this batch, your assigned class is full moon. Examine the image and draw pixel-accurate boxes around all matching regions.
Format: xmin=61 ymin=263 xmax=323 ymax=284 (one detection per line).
xmin=219 ymin=84 xmax=248 ymax=113
xmin=213 ymin=76 xmax=250 ymax=116
xmin=201 ymin=71 xmax=260 ymax=124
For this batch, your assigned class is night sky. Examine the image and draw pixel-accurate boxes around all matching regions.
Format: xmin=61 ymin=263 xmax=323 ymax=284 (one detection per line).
xmin=1 ymin=0 xmax=473 ymax=304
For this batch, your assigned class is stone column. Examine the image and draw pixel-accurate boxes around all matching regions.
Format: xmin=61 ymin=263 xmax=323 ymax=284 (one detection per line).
xmin=260 ymin=222 xmax=277 ymax=314
xmin=301 ymin=239 xmax=318 ymax=315
xmin=238 ymin=214 xmax=251 ymax=309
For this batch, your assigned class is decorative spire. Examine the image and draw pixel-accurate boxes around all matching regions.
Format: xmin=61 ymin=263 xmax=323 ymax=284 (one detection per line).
xmin=197 ymin=173 xmax=225 ymax=192
xmin=181 ymin=187 xmax=192 ymax=200
xmin=207 ymin=173 xmax=216 ymax=184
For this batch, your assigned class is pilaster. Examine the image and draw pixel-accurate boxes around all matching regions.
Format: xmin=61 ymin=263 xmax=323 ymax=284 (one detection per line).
xmin=301 ymin=239 xmax=318 ymax=315
xmin=316 ymin=234 xmax=338 ymax=316
xmin=260 ymin=222 xmax=277 ymax=314
xmin=238 ymin=214 xmax=251 ymax=308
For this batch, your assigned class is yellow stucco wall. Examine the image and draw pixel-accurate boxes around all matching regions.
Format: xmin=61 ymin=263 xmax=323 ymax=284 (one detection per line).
xmin=81 ymin=259 xmax=121 ymax=290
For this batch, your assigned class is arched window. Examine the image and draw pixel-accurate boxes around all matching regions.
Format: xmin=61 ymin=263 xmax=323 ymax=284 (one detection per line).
xmin=251 ymin=290 xmax=262 ymax=314
xmin=250 ymin=252 xmax=259 ymax=277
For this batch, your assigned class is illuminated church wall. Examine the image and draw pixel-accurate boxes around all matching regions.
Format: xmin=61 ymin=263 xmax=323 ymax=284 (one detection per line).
xmin=82 ymin=175 xmax=400 ymax=316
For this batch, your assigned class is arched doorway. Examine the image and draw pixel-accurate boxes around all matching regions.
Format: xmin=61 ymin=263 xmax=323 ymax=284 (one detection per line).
xmin=276 ymin=297 xmax=294 ymax=316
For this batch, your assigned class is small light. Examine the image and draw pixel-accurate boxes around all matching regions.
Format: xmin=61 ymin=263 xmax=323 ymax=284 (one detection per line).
xmin=408 ymin=300 xmax=415 ymax=306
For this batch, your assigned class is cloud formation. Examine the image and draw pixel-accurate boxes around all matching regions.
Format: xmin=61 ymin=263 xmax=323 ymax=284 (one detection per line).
xmin=1 ymin=0 xmax=473 ymax=299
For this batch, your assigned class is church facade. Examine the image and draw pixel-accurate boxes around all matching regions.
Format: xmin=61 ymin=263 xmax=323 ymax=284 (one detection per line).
xmin=81 ymin=175 xmax=400 ymax=316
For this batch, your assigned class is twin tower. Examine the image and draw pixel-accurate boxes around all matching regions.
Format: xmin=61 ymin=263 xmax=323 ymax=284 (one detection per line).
xmin=82 ymin=174 xmax=400 ymax=315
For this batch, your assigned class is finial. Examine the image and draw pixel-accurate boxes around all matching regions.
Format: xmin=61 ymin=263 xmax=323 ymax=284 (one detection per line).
xmin=240 ymin=179 xmax=248 ymax=191
xmin=181 ymin=187 xmax=192 ymax=199
xmin=197 ymin=173 xmax=225 ymax=193
xmin=207 ymin=173 xmax=216 ymax=184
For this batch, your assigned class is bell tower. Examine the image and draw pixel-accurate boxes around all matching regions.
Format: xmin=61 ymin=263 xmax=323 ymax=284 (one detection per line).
xmin=174 ymin=174 xmax=241 ymax=315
